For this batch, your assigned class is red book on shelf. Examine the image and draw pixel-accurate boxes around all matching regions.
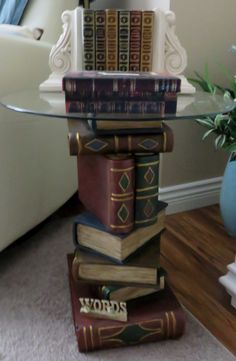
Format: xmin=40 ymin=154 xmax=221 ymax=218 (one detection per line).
xmin=67 ymin=254 xmax=186 ymax=353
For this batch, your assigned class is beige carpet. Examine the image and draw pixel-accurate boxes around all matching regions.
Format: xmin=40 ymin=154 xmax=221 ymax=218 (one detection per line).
xmin=0 ymin=212 xmax=235 ymax=361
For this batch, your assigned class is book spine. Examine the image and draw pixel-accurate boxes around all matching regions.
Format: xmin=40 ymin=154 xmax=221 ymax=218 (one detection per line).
xmin=106 ymin=9 xmax=118 ymax=70
xmin=64 ymin=80 xmax=180 ymax=97
xmin=129 ymin=10 xmax=142 ymax=71
xmin=88 ymin=119 xmax=163 ymax=135
xmin=65 ymin=92 xmax=177 ymax=101
xmin=95 ymin=10 xmax=106 ymax=70
xmin=118 ymin=10 xmax=130 ymax=71
xmin=66 ymin=100 xmax=165 ymax=114
xmin=77 ymin=155 xmax=135 ymax=234
xmin=134 ymin=154 xmax=160 ymax=227
xmin=107 ymin=156 xmax=135 ymax=233
xmin=73 ymin=125 xmax=174 ymax=155
xmin=141 ymin=11 xmax=154 ymax=71
xmin=77 ymin=308 xmax=185 ymax=352
xmin=83 ymin=9 xmax=95 ymax=70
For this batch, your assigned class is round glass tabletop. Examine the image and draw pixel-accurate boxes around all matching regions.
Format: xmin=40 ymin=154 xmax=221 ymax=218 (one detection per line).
xmin=0 ymin=89 xmax=235 ymax=121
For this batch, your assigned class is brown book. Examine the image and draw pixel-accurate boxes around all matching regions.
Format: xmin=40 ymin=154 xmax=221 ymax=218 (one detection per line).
xmin=140 ymin=11 xmax=154 ymax=71
xmin=78 ymin=153 xmax=135 ymax=234
xmin=68 ymin=254 xmax=186 ymax=352
xmin=106 ymin=9 xmax=118 ymax=70
xmin=72 ymin=239 xmax=163 ymax=287
xmin=68 ymin=121 xmax=174 ymax=155
xmin=129 ymin=10 xmax=142 ymax=71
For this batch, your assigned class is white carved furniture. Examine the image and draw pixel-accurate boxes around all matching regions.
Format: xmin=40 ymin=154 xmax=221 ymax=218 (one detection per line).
xmin=219 ymin=256 xmax=236 ymax=309
xmin=40 ymin=4 xmax=195 ymax=94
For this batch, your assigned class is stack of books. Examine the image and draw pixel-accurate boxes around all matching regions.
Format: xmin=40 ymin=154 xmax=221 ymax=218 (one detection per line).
xmin=63 ymin=70 xmax=181 ymax=115
xmin=81 ymin=8 xmax=161 ymax=72
xmin=63 ymin=70 xmax=186 ymax=353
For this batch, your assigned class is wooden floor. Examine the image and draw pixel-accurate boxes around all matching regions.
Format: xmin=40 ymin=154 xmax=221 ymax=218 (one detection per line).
xmin=161 ymin=204 xmax=236 ymax=356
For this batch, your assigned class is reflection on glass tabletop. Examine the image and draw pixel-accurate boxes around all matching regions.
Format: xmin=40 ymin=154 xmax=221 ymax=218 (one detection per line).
xmin=0 ymin=89 xmax=235 ymax=121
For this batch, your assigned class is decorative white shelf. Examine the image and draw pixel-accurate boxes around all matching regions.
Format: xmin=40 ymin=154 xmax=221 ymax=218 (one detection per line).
xmin=219 ymin=256 xmax=236 ymax=309
xmin=40 ymin=6 xmax=195 ymax=94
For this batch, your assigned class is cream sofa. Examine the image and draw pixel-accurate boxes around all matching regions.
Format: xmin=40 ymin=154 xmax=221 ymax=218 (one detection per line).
xmin=0 ymin=0 xmax=78 ymax=251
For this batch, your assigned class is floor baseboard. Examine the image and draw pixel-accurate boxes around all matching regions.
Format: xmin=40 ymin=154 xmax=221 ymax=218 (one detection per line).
xmin=159 ymin=177 xmax=222 ymax=214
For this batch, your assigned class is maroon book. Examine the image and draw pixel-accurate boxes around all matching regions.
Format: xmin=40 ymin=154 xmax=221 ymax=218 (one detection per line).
xmin=67 ymin=254 xmax=186 ymax=353
xmin=78 ymin=154 xmax=135 ymax=234
xmin=68 ymin=122 xmax=174 ymax=155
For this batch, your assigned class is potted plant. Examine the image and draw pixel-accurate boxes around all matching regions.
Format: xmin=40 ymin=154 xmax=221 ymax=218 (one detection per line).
xmin=189 ymin=64 xmax=236 ymax=237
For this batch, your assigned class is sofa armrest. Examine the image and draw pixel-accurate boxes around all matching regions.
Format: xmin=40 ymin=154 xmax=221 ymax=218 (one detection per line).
xmin=0 ymin=32 xmax=52 ymax=95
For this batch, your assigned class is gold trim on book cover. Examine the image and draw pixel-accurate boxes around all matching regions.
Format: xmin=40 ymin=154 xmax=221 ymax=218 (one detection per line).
xmin=136 ymin=192 xmax=159 ymax=200
xmin=76 ymin=132 xmax=80 ymax=154
xmin=99 ymin=326 xmax=127 ymax=338
xmin=111 ymin=192 xmax=134 ymax=197
xmin=111 ymin=196 xmax=134 ymax=201
xmin=83 ymin=326 xmax=88 ymax=352
xmin=137 ymin=319 xmax=163 ymax=332
xmin=136 ymin=160 xmax=159 ymax=167
xmin=89 ymin=325 xmax=94 ymax=350
xmin=165 ymin=312 xmax=170 ymax=338
xmin=136 ymin=185 xmax=158 ymax=192
xmin=135 ymin=215 xmax=157 ymax=224
xmin=109 ymin=222 xmax=134 ymax=229
xmin=163 ymin=131 xmax=167 ymax=152
xmin=110 ymin=166 xmax=134 ymax=172
xmin=170 ymin=311 xmax=177 ymax=337
xmin=84 ymin=138 xmax=109 ymax=152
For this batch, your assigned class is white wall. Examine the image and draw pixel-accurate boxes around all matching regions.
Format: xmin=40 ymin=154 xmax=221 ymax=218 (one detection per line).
xmin=159 ymin=0 xmax=236 ymax=189
xmin=91 ymin=0 xmax=170 ymax=11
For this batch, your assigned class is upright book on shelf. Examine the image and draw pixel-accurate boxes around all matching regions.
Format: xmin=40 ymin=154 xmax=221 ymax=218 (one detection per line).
xmin=118 ymin=10 xmax=130 ymax=71
xmin=140 ymin=10 xmax=154 ymax=71
xmin=68 ymin=254 xmax=186 ymax=352
xmin=129 ymin=10 xmax=142 ymax=71
xmin=95 ymin=10 xmax=106 ymax=70
xmin=83 ymin=9 xmax=95 ymax=70
xmin=106 ymin=9 xmax=118 ymax=70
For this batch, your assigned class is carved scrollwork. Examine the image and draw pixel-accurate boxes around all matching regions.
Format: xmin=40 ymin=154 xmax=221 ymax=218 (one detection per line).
xmin=164 ymin=11 xmax=187 ymax=75
xmin=48 ymin=10 xmax=73 ymax=75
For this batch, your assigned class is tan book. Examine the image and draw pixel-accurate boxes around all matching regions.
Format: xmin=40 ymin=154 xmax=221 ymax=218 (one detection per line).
xmin=141 ymin=11 xmax=154 ymax=71
xmin=106 ymin=9 xmax=118 ymax=70
xmin=72 ymin=239 xmax=164 ymax=287
xmin=73 ymin=204 xmax=166 ymax=262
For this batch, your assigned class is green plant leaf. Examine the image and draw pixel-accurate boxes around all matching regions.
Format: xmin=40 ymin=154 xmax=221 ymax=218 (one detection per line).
xmin=195 ymin=117 xmax=215 ymax=128
xmin=215 ymin=134 xmax=226 ymax=149
xmin=222 ymin=142 xmax=236 ymax=152
xmin=202 ymin=129 xmax=215 ymax=140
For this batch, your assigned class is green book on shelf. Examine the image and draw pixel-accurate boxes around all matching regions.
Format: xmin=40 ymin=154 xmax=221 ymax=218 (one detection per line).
xmin=135 ymin=153 xmax=160 ymax=227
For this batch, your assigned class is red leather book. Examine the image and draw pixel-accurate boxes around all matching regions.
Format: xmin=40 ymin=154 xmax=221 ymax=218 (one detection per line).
xmin=78 ymin=154 xmax=135 ymax=234
xmin=67 ymin=254 xmax=186 ymax=353
xmin=68 ymin=122 xmax=174 ymax=155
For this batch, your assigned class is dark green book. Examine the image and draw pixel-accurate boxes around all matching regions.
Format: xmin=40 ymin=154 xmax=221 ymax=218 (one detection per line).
xmin=135 ymin=153 xmax=160 ymax=227
xmin=97 ymin=269 xmax=165 ymax=302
